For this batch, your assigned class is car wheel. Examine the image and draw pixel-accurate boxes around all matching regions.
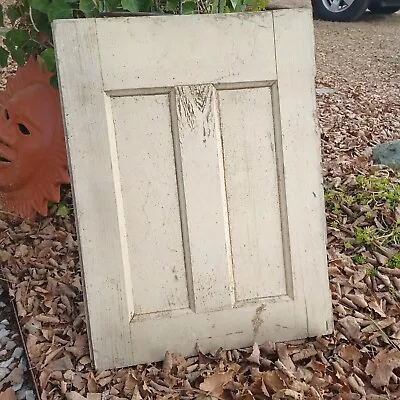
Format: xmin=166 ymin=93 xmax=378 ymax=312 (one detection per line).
xmin=368 ymin=3 xmax=400 ymax=13
xmin=312 ymin=0 xmax=370 ymax=21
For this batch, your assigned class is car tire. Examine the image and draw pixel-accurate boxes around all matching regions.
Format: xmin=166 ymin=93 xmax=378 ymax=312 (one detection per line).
xmin=312 ymin=0 xmax=370 ymax=21
xmin=368 ymin=3 xmax=400 ymax=13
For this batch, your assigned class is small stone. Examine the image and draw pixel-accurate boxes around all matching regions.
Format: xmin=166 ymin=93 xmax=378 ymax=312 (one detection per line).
xmin=0 ymin=329 xmax=10 ymax=341
xmin=0 ymin=324 xmax=6 ymax=331
xmin=12 ymin=348 xmax=24 ymax=359
xmin=0 ymin=302 xmax=6 ymax=308
xmin=316 ymin=87 xmax=336 ymax=95
xmin=12 ymin=381 xmax=23 ymax=392
xmin=372 ymin=140 xmax=400 ymax=169
xmin=0 ymin=337 xmax=10 ymax=346
xmin=0 ymin=350 xmax=6 ymax=357
xmin=1 ymin=320 xmax=9 ymax=326
xmin=0 ymin=356 xmax=15 ymax=368
xmin=25 ymin=390 xmax=36 ymax=400
xmin=18 ymin=358 xmax=27 ymax=372
xmin=0 ymin=366 xmax=10 ymax=380
xmin=6 ymin=341 xmax=17 ymax=351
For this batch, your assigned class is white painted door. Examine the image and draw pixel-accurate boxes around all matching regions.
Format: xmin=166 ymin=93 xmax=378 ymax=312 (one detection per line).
xmin=53 ymin=9 xmax=333 ymax=370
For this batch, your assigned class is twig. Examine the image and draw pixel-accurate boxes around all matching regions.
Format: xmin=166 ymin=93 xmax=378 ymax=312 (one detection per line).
xmin=366 ymin=316 xmax=400 ymax=352
xmin=29 ymin=7 xmax=40 ymax=33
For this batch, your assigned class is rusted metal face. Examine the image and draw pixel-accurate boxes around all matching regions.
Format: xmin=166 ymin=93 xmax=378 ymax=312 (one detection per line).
xmin=0 ymin=57 xmax=70 ymax=220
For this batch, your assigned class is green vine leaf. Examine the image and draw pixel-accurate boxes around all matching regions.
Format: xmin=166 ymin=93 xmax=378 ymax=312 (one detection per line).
xmin=47 ymin=0 xmax=73 ymax=21
xmin=7 ymin=6 xmax=22 ymax=24
xmin=41 ymin=47 xmax=56 ymax=72
xmin=0 ymin=47 xmax=9 ymax=67
xmin=6 ymin=29 xmax=30 ymax=47
xmin=121 ymin=0 xmax=141 ymax=11
xmin=165 ymin=0 xmax=177 ymax=11
xmin=80 ymin=0 xmax=101 ymax=17
xmin=104 ymin=0 xmax=121 ymax=11
xmin=182 ymin=1 xmax=196 ymax=13
xmin=121 ymin=0 xmax=151 ymax=12
xmin=50 ymin=74 xmax=59 ymax=89
xmin=10 ymin=47 xmax=26 ymax=65
xmin=29 ymin=0 xmax=50 ymax=13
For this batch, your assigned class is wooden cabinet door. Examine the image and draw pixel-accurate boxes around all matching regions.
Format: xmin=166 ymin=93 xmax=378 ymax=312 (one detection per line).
xmin=53 ymin=9 xmax=332 ymax=369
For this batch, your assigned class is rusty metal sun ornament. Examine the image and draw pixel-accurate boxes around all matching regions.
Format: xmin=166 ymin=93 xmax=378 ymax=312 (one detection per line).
xmin=0 ymin=57 xmax=70 ymax=220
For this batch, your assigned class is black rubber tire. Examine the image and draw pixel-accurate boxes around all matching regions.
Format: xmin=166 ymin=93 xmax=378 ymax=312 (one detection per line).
xmin=368 ymin=3 xmax=400 ymax=13
xmin=312 ymin=0 xmax=370 ymax=21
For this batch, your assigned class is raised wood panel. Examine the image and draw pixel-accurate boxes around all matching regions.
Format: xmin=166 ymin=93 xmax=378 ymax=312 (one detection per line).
xmin=110 ymin=94 xmax=190 ymax=316
xmin=219 ymin=86 xmax=288 ymax=302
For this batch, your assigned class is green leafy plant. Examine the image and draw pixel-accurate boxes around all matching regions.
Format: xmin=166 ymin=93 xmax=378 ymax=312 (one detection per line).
xmin=366 ymin=267 xmax=377 ymax=278
xmin=354 ymin=226 xmax=375 ymax=246
xmin=48 ymin=200 xmax=70 ymax=217
xmin=0 ymin=0 xmax=268 ymax=77
xmin=389 ymin=286 xmax=399 ymax=302
xmin=352 ymin=254 xmax=365 ymax=265
xmin=344 ymin=241 xmax=353 ymax=250
xmin=325 ymin=172 xmax=400 ymax=252
xmin=387 ymin=253 xmax=400 ymax=269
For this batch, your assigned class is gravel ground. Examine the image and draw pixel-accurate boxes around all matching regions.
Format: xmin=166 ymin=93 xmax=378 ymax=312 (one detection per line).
xmin=0 ymin=8 xmax=400 ymax=400
xmin=0 ymin=284 xmax=36 ymax=399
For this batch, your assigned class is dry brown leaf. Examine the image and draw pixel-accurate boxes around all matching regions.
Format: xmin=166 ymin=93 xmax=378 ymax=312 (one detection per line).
xmin=366 ymin=348 xmax=400 ymax=388
xmin=132 ymin=386 xmax=143 ymax=400
xmin=362 ymin=317 xmax=395 ymax=334
xmin=86 ymin=395 xmax=101 ymax=400
xmin=276 ymin=343 xmax=296 ymax=372
xmin=87 ymin=372 xmax=98 ymax=393
xmin=163 ymin=351 xmax=173 ymax=374
xmin=338 ymin=345 xmax=362 ymax=363
xmin=272 ymin=388 xmax=303 ymax=400
xmin=72 ymin=372 xmax=86 ymax=390
xmin=39 ymin=368 xmax=51 ymax=390
xmin=36 ymin=314 xmax=60 ymax=323
xmin=338 ymin=316 xmax=362 ymax=341
xmin=346 ymin=294 xmax=368 ymax=308
xmin=48 ymin=355 xmax=74 ymax=371
xmin=368 ymin=301 xmax=386 ymax=317
xmin=199 ymin=370 xmax=235 ymax=397
xmin=65 ymin=392 xmax=86 ymax=400
xmin=262 ymin=371 xmax=286 ymax=393
xmin=292 ymin=346 xmax=317 ymax=362
xmin=122 ymin=372 xmax=139 ymax=395
xmin=247 ymin=342 xmax=260 ymax=365
xmin=98 ymin=375 xmax=113 ymax=387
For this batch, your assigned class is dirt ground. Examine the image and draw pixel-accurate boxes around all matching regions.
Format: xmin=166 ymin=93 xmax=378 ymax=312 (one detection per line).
xmin=0 ymin=7 xmax=400 ymax=400
xmin=314 ymin=12 xmax=400 ymax=177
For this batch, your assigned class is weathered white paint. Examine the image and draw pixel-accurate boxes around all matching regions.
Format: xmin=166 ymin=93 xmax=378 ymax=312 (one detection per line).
xmin=53 ymin=9 xmax=333 ymax=370
xmin=219 ymin=86 xmax=287 ymax=302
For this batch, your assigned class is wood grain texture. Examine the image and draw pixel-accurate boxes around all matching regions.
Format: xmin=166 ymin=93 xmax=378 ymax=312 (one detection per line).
xmin=111 ymin=95 xmax=189 ymax=316
xmin=219 ymin=87 xmax=287 ymax=302
xmin=52 ymin=19 xmax=134 ymax=369
xmin=273 ymin=8 xmax=334 ymax=335
xmin=95 ymin=12 xmax=276 ymax=91
xmin=173 ymin=84 xmax=235 ymax=313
